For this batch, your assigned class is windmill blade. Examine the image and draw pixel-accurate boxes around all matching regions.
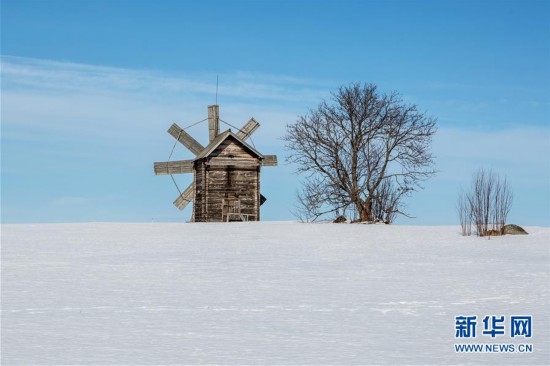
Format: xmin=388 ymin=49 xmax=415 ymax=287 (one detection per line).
xmin=173 ymin=184 xmax=194 ymax=210
xmin=236 ymin=118 xmax=260 ymax=141
xmin=208 ymin=105 xmax=220 ymax=142
xmin=262 ymin=155 xmax=278 ymax=166
xmin=154 ymin=160 xmax=194 ymax=175
xmin=168 ymin=123 xmax=204 ymax=156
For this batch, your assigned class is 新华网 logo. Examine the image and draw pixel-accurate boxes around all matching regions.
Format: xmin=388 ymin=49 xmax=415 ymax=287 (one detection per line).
xmin=455 ymin=315 xmax=532 ymax=339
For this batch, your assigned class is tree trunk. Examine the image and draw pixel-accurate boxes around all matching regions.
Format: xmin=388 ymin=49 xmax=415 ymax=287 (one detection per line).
xmin=356 ymin=199 xmax=372 ymax=222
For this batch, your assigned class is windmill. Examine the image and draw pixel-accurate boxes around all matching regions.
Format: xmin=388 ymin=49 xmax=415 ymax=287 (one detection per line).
xmin=154 ymin=105 xmax=277 ymax=222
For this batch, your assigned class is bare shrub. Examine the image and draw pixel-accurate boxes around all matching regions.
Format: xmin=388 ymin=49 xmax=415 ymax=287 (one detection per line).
xmin=458 ymin=168 xmax=513 ymax=236
xmin=457 ymin=190 xmax=472 ymax=236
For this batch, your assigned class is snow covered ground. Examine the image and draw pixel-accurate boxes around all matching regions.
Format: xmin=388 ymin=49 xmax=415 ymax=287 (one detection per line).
xmin=1 ymin=222 xmax=549 ymax=365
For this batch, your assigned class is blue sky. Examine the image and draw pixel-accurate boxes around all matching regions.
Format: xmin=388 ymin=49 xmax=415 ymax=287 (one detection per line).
xmin=1 ymin=0 xmax=549 ymax=225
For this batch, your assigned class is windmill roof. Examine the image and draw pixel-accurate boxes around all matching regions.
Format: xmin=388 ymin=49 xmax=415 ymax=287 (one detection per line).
xmin=194 ymin=130 xmax=264 ymax=160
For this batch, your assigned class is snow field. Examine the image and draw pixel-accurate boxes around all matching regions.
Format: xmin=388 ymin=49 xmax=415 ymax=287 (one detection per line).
xmin=1 ymin=222 xmax=549 ymax=364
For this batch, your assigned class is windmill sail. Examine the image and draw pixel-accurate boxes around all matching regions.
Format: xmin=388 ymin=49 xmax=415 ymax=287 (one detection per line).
xmin=154 ymin=160 xmax=194 ymax=175
xmin=236 ymin=118 xmax=260 ymax=141
xmin=168 ymin=123 xmax=204 ymax=155
xmin=262 ymin=155 xmax=278 ymax=166
xmin=208 ymin=105 xmax=220 ymax=142
xmin=173 ymin=184 xmax=194 ymax=210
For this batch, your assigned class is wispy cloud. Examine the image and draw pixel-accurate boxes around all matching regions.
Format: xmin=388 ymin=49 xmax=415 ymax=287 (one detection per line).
xmin=1 ymin=55 xmax=330 ymax=149
xmin=1 ymin=55 xmax=330 ymax=103
xmin=435 ymin=126 xmax=550 ymax=182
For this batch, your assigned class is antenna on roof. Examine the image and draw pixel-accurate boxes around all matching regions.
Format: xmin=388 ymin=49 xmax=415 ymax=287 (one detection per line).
xmin=215 ymin=75 xmax=219 ymax=105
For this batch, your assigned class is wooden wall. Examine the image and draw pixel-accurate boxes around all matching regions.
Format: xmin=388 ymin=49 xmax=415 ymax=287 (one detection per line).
xmin=193 ymin=136 xmax=260 ymax=222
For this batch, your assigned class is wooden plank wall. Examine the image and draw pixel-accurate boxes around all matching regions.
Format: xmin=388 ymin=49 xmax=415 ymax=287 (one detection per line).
xmin=193 ymin=137 xmax=260 ymax=222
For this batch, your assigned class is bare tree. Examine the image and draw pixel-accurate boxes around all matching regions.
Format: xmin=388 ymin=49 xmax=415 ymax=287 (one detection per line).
xmin=284 ymin=83 xmax=437 ymax=223
xmin=457 ymin=168 xmax=513 ymax=236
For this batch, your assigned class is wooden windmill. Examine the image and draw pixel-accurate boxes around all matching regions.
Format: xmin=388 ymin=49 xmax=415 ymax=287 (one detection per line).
xmin=154 ymin=105 xmax=277 ymax=222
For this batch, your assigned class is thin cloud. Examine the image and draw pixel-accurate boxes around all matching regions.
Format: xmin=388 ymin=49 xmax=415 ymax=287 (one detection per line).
xmin=434 ymin=126 xmax=550 ymax=184
xmin=1 ymin=56 xmax=327 ymax=154
xmin=1 ymin=55 xmax=329 ymax=103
